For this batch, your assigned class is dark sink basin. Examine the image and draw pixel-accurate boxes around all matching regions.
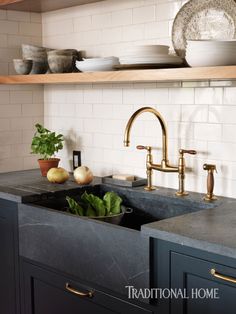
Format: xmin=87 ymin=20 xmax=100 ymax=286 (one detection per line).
xmin=18 ymin=183 xmax=216 ymax=302
xmin=35 ymin=183 xmax=216 ymax=231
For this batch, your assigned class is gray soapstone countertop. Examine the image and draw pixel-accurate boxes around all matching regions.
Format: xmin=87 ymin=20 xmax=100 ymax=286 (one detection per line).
xmin=142 ymin=197 xmax=236 ymax=259
xmin=0 ymin=169 xmax=236 ymax=260
xmin=0 ymin=169 xmax=101 ymax=203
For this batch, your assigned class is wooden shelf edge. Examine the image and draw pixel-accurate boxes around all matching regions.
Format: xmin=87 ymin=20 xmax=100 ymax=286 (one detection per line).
xmin=0 ymin=66 xmax=236 ymax=85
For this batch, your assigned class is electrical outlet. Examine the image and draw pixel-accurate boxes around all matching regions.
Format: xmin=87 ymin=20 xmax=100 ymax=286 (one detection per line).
xmin=73 ymin=150 xmax=81 ymax=170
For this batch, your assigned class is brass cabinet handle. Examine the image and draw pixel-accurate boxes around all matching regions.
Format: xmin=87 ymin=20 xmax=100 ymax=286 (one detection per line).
xmin=210 ymin=269 xmax=236 ymax=284
xmin=65 ymin=283 xmax=94 ymax=298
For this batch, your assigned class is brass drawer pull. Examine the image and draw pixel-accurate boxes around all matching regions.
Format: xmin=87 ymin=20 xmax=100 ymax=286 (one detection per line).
xmin=210 ymin=269 xmax=236 ymax=284
xmin=65 ymin=283 xmax=94 ymax=298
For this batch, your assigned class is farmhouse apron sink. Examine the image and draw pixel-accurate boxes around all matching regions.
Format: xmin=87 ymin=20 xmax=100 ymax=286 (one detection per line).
xmin=18 ymin=184 xmax=214 ymax=300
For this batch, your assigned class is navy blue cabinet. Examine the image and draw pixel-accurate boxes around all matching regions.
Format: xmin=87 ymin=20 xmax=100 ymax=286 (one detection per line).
xmin=21 ymin=259 xmax=154 ymax=314
xmin=154 ymin=240 xmax=236 ymax=314
xmin=0 ymin=199 xmax=20 ymax=314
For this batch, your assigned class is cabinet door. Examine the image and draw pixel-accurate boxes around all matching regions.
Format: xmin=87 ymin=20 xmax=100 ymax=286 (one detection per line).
xmin=171 ymin=252 xmax=236 ymax=314
xmin=0 ymin=200 xmax=19 ymax=314
xmin=21 ymin=260 xmax=153 ymax=314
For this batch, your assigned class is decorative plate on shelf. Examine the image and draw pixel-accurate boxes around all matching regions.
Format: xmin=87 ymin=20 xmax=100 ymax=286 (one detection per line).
xmin=172 ymin=0 xmax=236 ymax=58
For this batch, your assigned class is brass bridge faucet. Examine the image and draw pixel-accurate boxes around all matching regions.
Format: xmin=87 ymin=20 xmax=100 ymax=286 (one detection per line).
xmin=124 ymin=107 xmax=196 ymax=195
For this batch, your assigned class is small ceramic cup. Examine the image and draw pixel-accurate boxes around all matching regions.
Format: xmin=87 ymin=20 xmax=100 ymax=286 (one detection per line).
xmin=13 ymin=59 xmax=33 ymax=75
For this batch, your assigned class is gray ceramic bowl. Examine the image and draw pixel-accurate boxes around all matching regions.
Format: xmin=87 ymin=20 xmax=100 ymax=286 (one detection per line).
xmin=13 ymin=59 xmax=33 ymax=75
xmin=22 ymin=44 xmax=47 ymax=62
xmin=48 ymin=55 xmax=74 ymax=73
xmin=47 ymin=49 xmax=78 ymax=57
xmin=30 ymin=61 xmax=48 ymax=74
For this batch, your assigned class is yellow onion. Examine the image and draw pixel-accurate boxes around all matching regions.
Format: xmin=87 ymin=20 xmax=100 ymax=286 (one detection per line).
xmin=47 ymin=167 xmax=69 ymax=184
xmin=74 ymin=166 xmax=93 ymax=185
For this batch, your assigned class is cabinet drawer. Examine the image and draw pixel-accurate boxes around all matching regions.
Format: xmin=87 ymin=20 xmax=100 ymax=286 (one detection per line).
xmin=21 ymin=260 xmax=153 ymax=314
xmin=171 ymin=252 xmax=236 ymax=314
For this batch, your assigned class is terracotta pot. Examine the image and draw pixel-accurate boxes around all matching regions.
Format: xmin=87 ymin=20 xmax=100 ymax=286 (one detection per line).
xmin=38 ymin=158 xmax=60 ymax=177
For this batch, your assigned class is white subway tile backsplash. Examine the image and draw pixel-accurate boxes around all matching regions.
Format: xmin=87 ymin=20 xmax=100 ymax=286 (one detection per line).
xmin=123 ymin=24 xmax=144 ymax=41
xmin=93 ymin=133 xmax=113 ymax=149
xmin=76 ymin=103 xmax=93 ymax=117
xmin=7 ymin=10 xmax=30 ymax=22
xmin=209 ymin=106 xmax=236 ymax=124
xmin=102 ymin=27 xmax=122 ymax=44
xmin=133 ymin=5 xmax=156 ymax=24
xmin=169 ymin=88 xmax=194 ymax=105
xmin=93 ymin=104 xmax=113 ymax=119
xmin=0 ymin=104 xmax=21 ymax=117
xmin=73 ymin=15 xmax=92 ymax=32
xmin=31 ymin=13 xmax=42 ymax=23
xmin=208 ymin=142 xmax=236 ymax=162
xmin=0 ymin=20 xmax=19 ymax=34
xmin=103 ymin=88 xmax=122 ymax=104
xmin=144 ymin=21 xmax=169 ymax=38
xmin=181 ymin=105 xmax=208 ymax=123
xmin=123 ymin=88 xmax=145 ymax=104
xmin=224 ymin=87 xmax=236 ymax=105
xmin=145 ymin=88 xmax=169 ymax=105
xmin=43 ymin=20 xmax=72 ymax=36
xmin=0 ymin=2 xmax=233 ymax=195
xmin=19 ymin=22 xmax=42 ymax=36
xmin=194 ymin=123 xmax=222 ymax=141
xmin=111 ymin=9 xmax=132 ymax=26
xmin=10 ymin=91 xmax=33 ymax=104
xmin=92 ymin=13 xmax=112 ymax=29
xmin=195 ymin=88 xmax=223 ymax=105
xmin=22 ymin=103 xmax=44 ymax=117
xmin=222 ymin=125 xmax=236 ymax=143
xmin=156 ymin=2 xmax=181 ymax=21
xmin=84 ymin=88 xmax=103 ymax=103
xmin=10 ymin=117 xmax=33 ymax=130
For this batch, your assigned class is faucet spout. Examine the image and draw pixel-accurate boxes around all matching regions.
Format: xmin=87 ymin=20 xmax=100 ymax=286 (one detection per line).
xmin=124 ymin=106 xmax=169 ymax=163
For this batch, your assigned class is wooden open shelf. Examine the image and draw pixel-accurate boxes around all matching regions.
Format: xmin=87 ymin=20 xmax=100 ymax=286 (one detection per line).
xmin=0 ymin=0 xmax=103 ymax=12
xmin=0 ymin=66 xmax=236 ymax=85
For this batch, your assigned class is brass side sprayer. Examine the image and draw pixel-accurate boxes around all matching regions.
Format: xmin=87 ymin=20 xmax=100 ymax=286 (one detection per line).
xmin=203 ymin=164 xmax=217 ymax=201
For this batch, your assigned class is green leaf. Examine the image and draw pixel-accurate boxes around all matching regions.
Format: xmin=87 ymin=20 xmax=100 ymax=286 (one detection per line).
xmin=86 ymin=204 xmax=96 ymax=217
xmin=103 ymin=191 xmax=122 ymax=215
xmin=66 ymin=196 xmax=84 ymax=216
xmin=81 ymin=191 xmax=106 ymax=217
xmin=31 ymin=123 xmax=64 ymax=159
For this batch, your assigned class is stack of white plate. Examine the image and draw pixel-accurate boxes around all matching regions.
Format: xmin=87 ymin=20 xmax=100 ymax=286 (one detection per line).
xmin=186 ymin=40 xmax=236 ymax=67
xmin=119 ymin=45 xmax=183 ymax=65
xmin=76 ymin=57 xmax=119 ymax=72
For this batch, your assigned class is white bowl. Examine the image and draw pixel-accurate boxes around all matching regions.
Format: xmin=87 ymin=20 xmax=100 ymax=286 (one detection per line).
xmin=186 ymin=51 xmax=236 ymax=67
xmin=82 ymin=57 xmax=119 ymax=63
xmin=76 ymin=58 xmax=119 ymax=72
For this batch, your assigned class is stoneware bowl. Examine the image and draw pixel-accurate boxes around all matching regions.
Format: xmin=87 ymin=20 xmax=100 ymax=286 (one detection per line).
xmin=48 ymin=55 xmax=74 ymax=73
xmin=47 ymin=49 xmax=78 ymax=57
xmin=47 ymin=49 xmax=79 ymax=71
xmin=13 ymin=59 xmax=33 ymax=75
xmin=30 ymin=61 xmax=48 ymax=74
xmin=22 ymin=44 xmax=47 ymax=62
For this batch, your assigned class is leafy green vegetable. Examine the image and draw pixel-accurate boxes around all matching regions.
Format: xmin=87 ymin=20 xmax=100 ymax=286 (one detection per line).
xmin=66 ymin=191 xmax=123 ymax=218
xmin=66 ymin=196 xmax=84 ymax=216
xmin=86 ymin=204 xmax=97 ymax=217
xmin=103 ymin=191 xmax=122 ymax=215
xmin=81 ymin=191 xmax=106 ymax=216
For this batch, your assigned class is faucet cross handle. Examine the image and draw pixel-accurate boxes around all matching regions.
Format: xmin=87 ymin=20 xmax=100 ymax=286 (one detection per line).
xmin=179 ymin=149 xmax=197 ymax=156
xmin=136 ymin=145 xmax=152 ymax=153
